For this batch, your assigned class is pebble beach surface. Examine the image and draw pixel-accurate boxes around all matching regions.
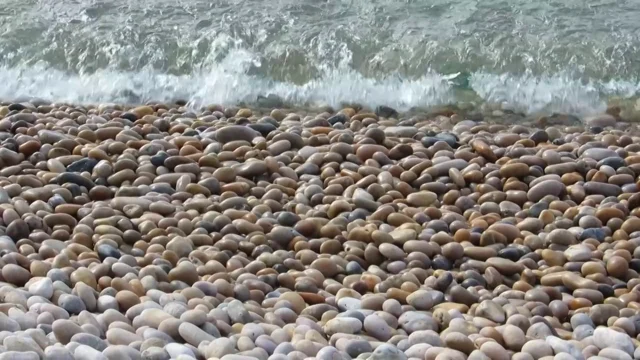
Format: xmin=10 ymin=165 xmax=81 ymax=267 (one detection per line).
xmin=1 ymin=101 xmax=640 ymax=360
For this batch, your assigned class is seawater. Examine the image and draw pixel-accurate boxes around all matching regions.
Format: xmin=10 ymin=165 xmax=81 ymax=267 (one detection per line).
xmin=1 ymin=0 xmax=639 ymax=115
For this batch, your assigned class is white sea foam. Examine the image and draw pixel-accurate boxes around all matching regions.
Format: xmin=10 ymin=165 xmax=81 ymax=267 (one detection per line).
xmin=0 ymin=50 xmax=638 ymax=116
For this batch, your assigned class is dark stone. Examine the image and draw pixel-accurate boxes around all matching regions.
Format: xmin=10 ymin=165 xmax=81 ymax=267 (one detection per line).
xmin=579 ymin=227 xmax=606 ymax=242
xmin=277 ymin=212 xmax=300 ymax=227
xmin=421 ymin=137 xmax=438 ymax=147
xmin=48 ymin=194 xmax=66 ymax=209
xmin=295 ymin=163 xmax=319 ymax=175
xmin=612 ymin=283 xmax=628 ymax=290
xmin=421 ymin=133 xmax=460 ymax=148
xmin=597 ymin=284 xmax=614 ymax=299
xmin=629 ymin=259 xmax=640 ymax=273
xmin=248 ymin=123 xmax=277 ymax=137
xmin=67 ymin=158 xmax=99 ymax=173
xmin=2 ymin=139 xmax=18 ymax=152
xmin=158 ymin=264 xmax=172 ymax=274
xmin=375 ymin=105 xmax=398 ymax=118
xmin=183 ymin=129 xmax=198 ymax=137
xmin=528 ymin=202 xmax=549 ymax=217
xmin=346 ymin=261 xmax=363 ymax=275
xmin=631 ymin=315 xmax=640 ymax=335
xmin=8 ymin=103 xmax=26 ymax=111
xmin=529 ymin=130 xmax=549 ymax=144
xmin=256 ymin=94 xmax=284 ymax=108
xmin=56 ymin=173 xmax=95 ymax=190
xmin=436 ymin=133 xmax=459 ymax=147
xmin=521 ymin=252 xmax=540 ymax=262
xmin=465 ymin=271 xmax=486 ymax=286
xmin=250 ymin=245 xmax=271 ymax=259
xmin=590 ymin=126 xmax=604 ymax=134
xmin=470 ymin=226 xmax=484 ymax=234
xmin=97 ymin=244 xmax=120 ymax=261
xmin=151 ymin=152 xmax=169 ymax=167
xmin=295 ymin=281 xmax=318 ymax=293
xmin=120 ymin=112 xmax=138 ymax=121
xmin=531 ymin=305 xmax=553 ymax=317
xmin=94 ymin=178 xmax=108 ymax=187
xmin=498 ymin=247 xmax=524 ymax=262
xmin=258 ymin=116 xmax=279 ymax=127
xmin=347 ymin=209 xmax=369 ymax=222
xmin=196 ymin=221 xmax=217 ymax=233
xmin=432 ymin=256 xmax=452 ymax=270
xmin=426 ymin=220 xmax=448 ymax=233
xmin=10 ymin=120 xmax=30 ymax=133
xmin=37 ymin=324 xmax=53 ymax=335
xmin=434 ymin=272 xmax=453 ymax=292
xmin=597 ymin=156 xmax=626 ymax=170
xmin=450 ymin=285 xmax=479 ymax=306
xmin=461 ymin=278 xmax=481 ymax=288
xmin=530 ymin=317 xmax=558 ymax=337
xmin=327 ymin=113 xmax=348 ymax=125
xmin=6 ymin=219 xmax=29 ymax=241
xmin=338 ymin=310 xmax=365 ymax=323
xmin=266 ymin=291 xmax=281 ymax=299
xmin=198 ymin=178 xmax=220 ymax=195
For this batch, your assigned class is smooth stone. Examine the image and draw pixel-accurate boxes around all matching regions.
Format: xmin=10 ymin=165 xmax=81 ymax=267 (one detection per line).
xmin=165 ymin=343 xmax=196 ymax=359
xmin=475 ymin=300 xmax=505 ymax=323
xmin=67 ymin=158 xmax=99 ymax=173
xmin=366 ymin=344 xmax=407 ymax=360
xmin=57 ymin=294 xmax=86 ymax=315
xmin=598 ymin=348 xmax=632 ymax=360
xmin=521 ymin=339 xmax=554 ymax=359
xmin=528 ymin=180 xmax=564 ymax=202
xmin=0 ymin=352 xmax=39 ymax=360
xmin=70 ymin=333 xmax=108 ymax=351
xmin=205 ymin=338 xmax=235 ymax=358
xmin=44 ymin=346 xmax=74 ymax=360
xmin=216 ymin=126 xmax=260 ymax=143
xmin=545 ymin=336 xmax=584 ymax=360
xmin=29 ymin=278 xmax=54 ymax=299
xmin=564 ymin=245 xmax=592 ymax=262
xmin=363 ymin=314 xmax=392 ymax=341
xmin=226 ymin=300 xmax=252 ymax=324
xmin=324 ymin=317 xmax=362 ymax=336
xmin=178 ymin=322 xmax=215 ymax=347
xmin=592 ymin=327 xmax=634 ymax=355
xmin=56 ymin=172 xmax=95 ymax=189
xmin=406 ymin=290 xmax=435 ymax=310
xmin=3 ymin=336 xmax=44 ymax=358
xmin=74 ymin=344 xmax=108 ymax=360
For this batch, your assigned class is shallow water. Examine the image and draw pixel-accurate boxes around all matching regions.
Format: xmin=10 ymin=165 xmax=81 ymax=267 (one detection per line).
xmin=1 ymin=0 xmax=639 ymax=114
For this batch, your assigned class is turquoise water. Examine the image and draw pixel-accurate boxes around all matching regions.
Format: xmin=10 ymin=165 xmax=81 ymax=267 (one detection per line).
xmin=0 ymin=0 xmax=639 ymax=114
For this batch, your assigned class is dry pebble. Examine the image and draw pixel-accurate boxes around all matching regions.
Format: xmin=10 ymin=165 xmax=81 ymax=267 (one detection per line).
xmin=1 ymin=102 xmax=640 ymax=359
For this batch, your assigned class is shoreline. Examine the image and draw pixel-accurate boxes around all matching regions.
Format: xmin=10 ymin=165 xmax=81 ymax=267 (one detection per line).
xmin=0 ymin=101 xmax=639 ymax=360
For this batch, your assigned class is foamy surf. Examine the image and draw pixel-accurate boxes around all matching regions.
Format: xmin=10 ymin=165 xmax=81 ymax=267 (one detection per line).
xmin=1 ymin=62 xmax=639 ymax=116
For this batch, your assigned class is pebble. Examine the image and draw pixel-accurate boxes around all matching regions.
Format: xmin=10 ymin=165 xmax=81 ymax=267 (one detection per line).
xmin=28 ymin=277 xmax=53 ymax=298
xmin=593 ymin=327 xmax=634 ymax=355
xmin=0 ymin=103 xmax=634 ymax=359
